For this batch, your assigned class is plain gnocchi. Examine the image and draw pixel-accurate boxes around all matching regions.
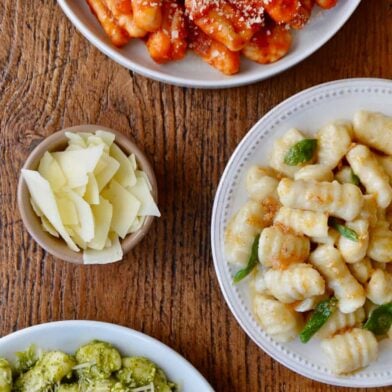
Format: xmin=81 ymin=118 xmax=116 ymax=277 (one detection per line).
xmin=264 ymin=263 xmax=325 ymax=303
xmin=309 ymin=245 xmax=366 ymax=313
xmin=321 ymin=328 xmax=378 ymax=374
xmin=258 ymin=225 xmax=310 ymax=268
xmin=253 ymin=294 xmax=303 ymax=343
xmin=316 ymin=307 xmax=366 ymax=339
xmin=224 ymin=110 xmax=392 ymax=374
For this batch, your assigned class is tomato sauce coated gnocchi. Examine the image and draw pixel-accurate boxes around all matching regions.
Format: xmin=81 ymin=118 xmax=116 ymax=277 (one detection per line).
xmin=86 ymin=0 xmax=338 ymax=75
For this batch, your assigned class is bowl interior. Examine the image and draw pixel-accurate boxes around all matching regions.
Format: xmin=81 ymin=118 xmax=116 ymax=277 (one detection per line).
xmin=17 ymin=125 xmax=157 ymax=264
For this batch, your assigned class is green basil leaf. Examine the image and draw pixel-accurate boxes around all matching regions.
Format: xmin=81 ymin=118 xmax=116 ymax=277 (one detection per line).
xmin=299 ymin=297 xmax=338 ymax=343
xmin=233 ymin=234 xmax=260 ymax=284
xmin=351 ymin=169 xmax=361 ymax=186
xmin=330 ymin=218 xmax=359 ymax=242
xmin=283 ymin=139 xmax=317 ymax=166
xmin=363 ymin=302 xmax=392 ymax=335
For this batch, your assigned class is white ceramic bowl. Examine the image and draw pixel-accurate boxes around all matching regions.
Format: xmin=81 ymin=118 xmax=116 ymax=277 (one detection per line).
xmin=211 ymin=78 xmax=392 ymax=387
xmin=0 ymin=321 xmax=214 ymax=391
xmin=57 ymin=0 xmax=360 ymax=88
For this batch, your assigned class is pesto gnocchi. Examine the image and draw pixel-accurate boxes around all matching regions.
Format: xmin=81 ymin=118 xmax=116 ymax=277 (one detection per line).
xmin=0 ymin=341 xmax=176 ymax=392
xmin=224 ymin=110 xmax=392 ymax=374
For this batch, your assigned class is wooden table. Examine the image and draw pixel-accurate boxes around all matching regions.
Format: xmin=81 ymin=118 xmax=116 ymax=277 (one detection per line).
xmin=1 ymin=1 xmax=391 ymax=391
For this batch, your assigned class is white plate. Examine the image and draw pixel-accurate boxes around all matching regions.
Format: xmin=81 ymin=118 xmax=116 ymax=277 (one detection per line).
xmin=211 ymin=78 xmax=392 ymax=387
xmin=0 ymin=320 xmax=214 ymax=391
xmin=57 ymin=0 xmax=360 ymax=88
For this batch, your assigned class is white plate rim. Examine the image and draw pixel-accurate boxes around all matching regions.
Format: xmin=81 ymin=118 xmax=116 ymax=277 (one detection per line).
xmin=0 ymin=320 xmax=214 ymax=391
xmin=211 ymin=77 xmax=392 ymax=387
xmin=56 ymin=0 xmax=361 ymax=89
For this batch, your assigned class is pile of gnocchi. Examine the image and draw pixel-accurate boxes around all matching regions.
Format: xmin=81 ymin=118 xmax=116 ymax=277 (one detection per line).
xmin=225 ymin=110 xmax=392 ymax=374
xmin=86 ymin=0 xmax=338 ymax=75
xmin=0 ymin=341 xmax=175 ymax=391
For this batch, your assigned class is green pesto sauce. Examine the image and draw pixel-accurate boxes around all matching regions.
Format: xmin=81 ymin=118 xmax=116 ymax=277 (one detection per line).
xmin=1 ymin=341 xmax=176 ymax=392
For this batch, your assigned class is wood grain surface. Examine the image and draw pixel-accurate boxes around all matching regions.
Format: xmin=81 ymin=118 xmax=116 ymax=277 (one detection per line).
xmin=1 ymin=1 xmax=391 ymax=391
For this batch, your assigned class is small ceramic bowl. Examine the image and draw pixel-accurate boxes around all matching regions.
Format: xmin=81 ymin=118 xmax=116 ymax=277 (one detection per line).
xmin=17 ymin=125 xmax=158 ymax=264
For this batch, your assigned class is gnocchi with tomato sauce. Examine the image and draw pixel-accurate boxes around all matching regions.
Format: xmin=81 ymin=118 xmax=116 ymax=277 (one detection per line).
xmin=86 ymin=0 xmax=339 ymax=75
xmin=225 ymin=110 xmax=392 ymax=374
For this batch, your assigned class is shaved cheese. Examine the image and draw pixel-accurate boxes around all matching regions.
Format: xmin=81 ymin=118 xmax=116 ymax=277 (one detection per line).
xmin=73 ymin=185 xmax=86 ymax=197
xmin=87 ymin=135 xmax=106 ymax=145
xmin=38 ymin=151 xmax=67 ymax=192
xmin=135 ymin=170 xmax=153 ymax=191
xmin=65 ymin=132 xmax=87 ymax=148
xmin=111 ymin=143 xmax=137 ymax=188
xmin=66 ymin=190 xmax=95 ymax=242
xmin=65 ymin=226 xmax=75 ymax=236
xmin=41 ymin=216 xmax=59 ymax=237
xmin=88 ymin=197 xmax=113 ymax=250
xmin=22 ymin=170 xmax=79 ymax=252
xmin=95 ymin=154 xmax=120 ymax=191
xmin=53 ymin=144 xmax=104 ymax=188
xmin=128 ymin=153 xmax=137 ymax=171
xmin=127 ymin=216 xmax=146 ymax=234
xmin=83 ymin=233 xmax=123 ymax=264
xmin=79 ymin=132 xmax=94 ymax=141
xmin=30 ymin=197 xmax=43 ymax=217
xmin=66 ymin=144 xmax=84 ymax=151
xmin=96 ymin=130 xmax=115 ymax=147
xmin=25 ymin=130 xmax=160 ymax=263
xmin=72 ymin=361 xmax=96 ymax=370
xmin=87 ymin=135 xmax=110 ymax=153
xmin=57 ymin=196 xmax=79 ymax=226
xmin=84 ymin=173 xmax=100 ymax=205
xmin=94 ymin=154 xmax=108 ymax=175
xmin=102 ymin=180 xmax=141 ymax=238
xmin=128 ymin=175 xmax=160 ymax=217
xmin=67 ymin=226 xmax=87 ymax=249
xmin=131 ymin=383 xmax=155 ymax=392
